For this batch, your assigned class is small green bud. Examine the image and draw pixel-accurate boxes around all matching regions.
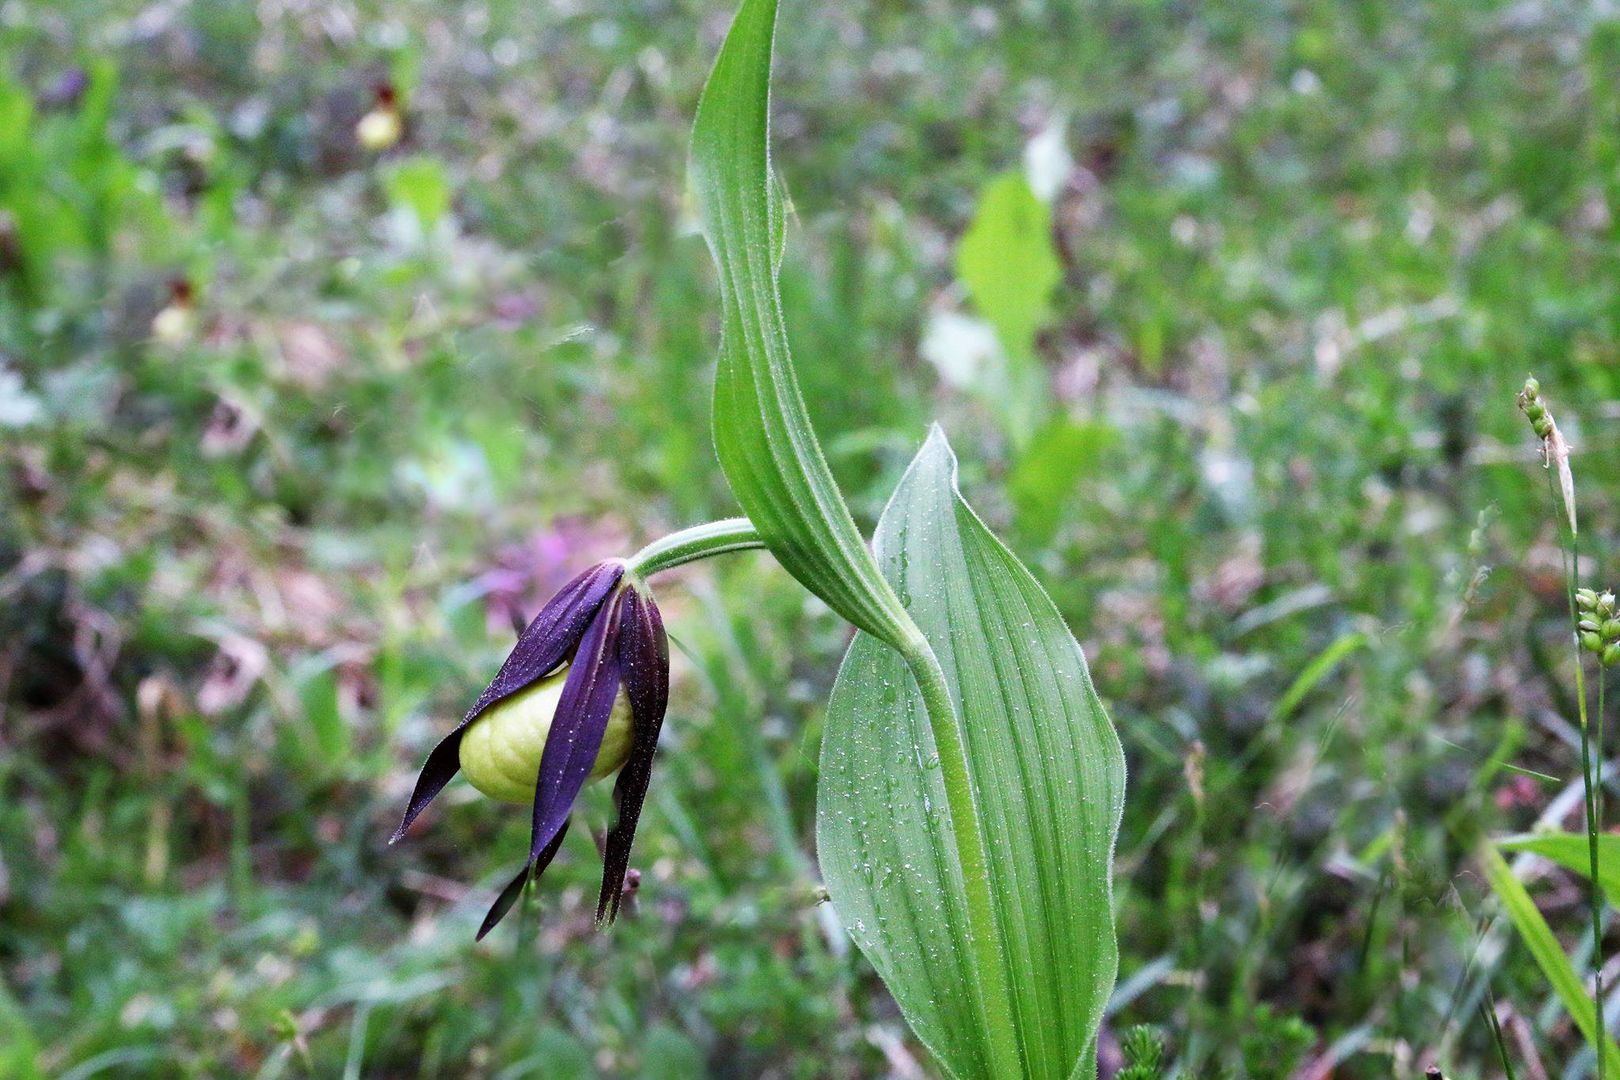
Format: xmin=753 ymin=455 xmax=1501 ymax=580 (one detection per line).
xmin=1582 ymin=631 xmax=1603 ymax=653
xmin=1580 ymin=618 xmax=1602 ymax=634
xmin=1605 ymin=619 xmax=1620 ymax=641
xmin=1578 ymin=588 xmax=1600 ymax=609
xmin=1606 ymin=643 xmax=1620 ymax=666
xmin=1602 ymin=591 xmax=1618 ymax=617
xmin=1533 ymin=416 xmax=1554 ymax=439
xmin=1523 ymin=376 xmax=1540 ymax=399
xmin=1524 ymin=401 xmax=1546 ymax=422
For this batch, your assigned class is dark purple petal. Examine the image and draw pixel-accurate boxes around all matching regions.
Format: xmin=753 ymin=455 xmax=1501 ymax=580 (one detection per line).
xmin=466 ymin=561 xmax=625 ymax=720
xmin=390 ymin=561 xmax=624 ymax=843
xmin=523 ymin=589 xmax=624 ymax=871
xmin=597 ymin=587 xmax=669 ymax=924
xmin=476 ymin=818 xmax=570 ymax=941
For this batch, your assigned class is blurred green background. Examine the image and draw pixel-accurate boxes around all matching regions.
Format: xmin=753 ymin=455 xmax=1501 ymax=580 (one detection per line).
xmin=4 ymin=0 xmax=1620 ymax=1075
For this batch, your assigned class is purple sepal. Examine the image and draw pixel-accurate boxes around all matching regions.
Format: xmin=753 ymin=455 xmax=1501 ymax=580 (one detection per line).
xmin=597 ymin=587 xmax=669 ymax=924
xmin=522 ymin=588 xmax=624 ymax=873
xmin=476 ymin=818 xmax=570 ymax=941
xmin=466 ymin=561 xmax=625 ymax=720
xmin=390 ymin=561 xmax=624 ymax=843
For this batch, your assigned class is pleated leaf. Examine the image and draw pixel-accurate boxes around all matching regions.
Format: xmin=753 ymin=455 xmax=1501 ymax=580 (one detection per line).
xmin=817 ymin=427 xmax=1126 ymax=1079
xmin=689 ymin=0 xmax=915 ymax=653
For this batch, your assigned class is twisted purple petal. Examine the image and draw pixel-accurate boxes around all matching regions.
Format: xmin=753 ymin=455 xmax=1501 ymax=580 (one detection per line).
xmin=522 ymin=588 xmax=624 ymax=873
xmin=390 ymin=561 xmax=624 ymax=843
xmin=597 ymin=586 xmax=669 ymax=923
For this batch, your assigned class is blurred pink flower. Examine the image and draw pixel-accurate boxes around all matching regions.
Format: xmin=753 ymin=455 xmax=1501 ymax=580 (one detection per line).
xmin=475 ymin=517 xmax=626 ymax=636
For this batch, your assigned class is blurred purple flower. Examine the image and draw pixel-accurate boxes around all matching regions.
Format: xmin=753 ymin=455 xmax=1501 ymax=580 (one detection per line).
xmin=475 ymin=518 xmax=624 ymax=638
xmin=38 ymin=67 xmax=89 ymax=111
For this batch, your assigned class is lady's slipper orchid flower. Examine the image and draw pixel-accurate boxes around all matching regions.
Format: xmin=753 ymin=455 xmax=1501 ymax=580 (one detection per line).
xmin=391 ymin=559 xmax=668 ymax=937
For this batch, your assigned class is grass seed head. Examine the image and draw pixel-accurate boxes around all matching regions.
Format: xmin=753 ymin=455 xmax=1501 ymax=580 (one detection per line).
xmin=1517 ymin=375 xmax=1577 ymax=535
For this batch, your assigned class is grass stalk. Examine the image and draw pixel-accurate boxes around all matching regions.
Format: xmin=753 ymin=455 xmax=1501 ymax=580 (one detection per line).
xmin=1547 ymin=464 xmax=1605 ymax=1077
xmin=1480 ymin=994 xmax=1517 ymax=1080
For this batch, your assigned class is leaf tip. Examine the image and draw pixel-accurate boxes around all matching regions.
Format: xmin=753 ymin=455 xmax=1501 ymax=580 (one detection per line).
xmin=917 ymin=423 xmax=960 ymax=484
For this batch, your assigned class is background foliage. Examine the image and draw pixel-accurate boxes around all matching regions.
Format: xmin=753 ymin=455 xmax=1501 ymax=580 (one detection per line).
xmin=3 ymin=0 xmax=1620 ymax=1075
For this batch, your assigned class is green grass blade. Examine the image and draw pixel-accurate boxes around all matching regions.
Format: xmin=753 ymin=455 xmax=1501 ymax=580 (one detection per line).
xmin=1479 ymin=840 xmax=1620 ymax=1071
xmin=1500 ymin=832 xmax=1620 ymax=909
xmin=1269 ymin=631 xmax=1367 ymax=725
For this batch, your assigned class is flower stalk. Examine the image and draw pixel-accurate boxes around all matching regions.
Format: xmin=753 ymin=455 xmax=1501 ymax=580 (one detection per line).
xmin=628 ymin=518 xmax=765 ymax=578
xmin=1522 ymin=376 xmax=1605 ymax=1076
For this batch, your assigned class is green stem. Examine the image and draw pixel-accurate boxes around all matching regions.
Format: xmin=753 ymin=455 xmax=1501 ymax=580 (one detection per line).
xmin=627 ymin=518 xmax=765 ymax=578
xmin=1579 ymin=653 xmax=1605 ymax=1080
xmin=901 ymin=633 xmax=1024 ymax=1078
xmin=1595 ymin=458 xmax=1611 ymax=1063
xmin=1549 ymin=466 xmax=1605 ymax=1076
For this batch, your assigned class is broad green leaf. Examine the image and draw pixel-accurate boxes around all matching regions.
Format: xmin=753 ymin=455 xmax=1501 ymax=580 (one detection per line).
xmin=1480 ymin=840 xmax=1620 ymax=1071
xmin=689 ymin=0 xmax=914 ymax=652
xmin=1500 ymin=832 xmax=1620 ymax=909
xmin=956 ymin=172 xmax=1060 ymax=361
xmin=818 ymin=427 xmax=1125 ymax=1080
xmin=953 ymin=172 xmax=1061 ymax=445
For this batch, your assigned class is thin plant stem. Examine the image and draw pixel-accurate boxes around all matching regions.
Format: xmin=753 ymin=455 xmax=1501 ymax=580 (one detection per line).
xmin=1603 ymin=665 xmax=1610 ymax=857
xmin=1547 ymin=464 xmax=1605 ymax=1076
xmin=514 ymin=865 xmax=535 ymax=956
xmin=1482 ymin=992 xmax=1518 ymax=1080
xmin=628 ymin=518 xmax=765 ymax=578
xmin=901 ymin=634 xmax=1024 ymax=1078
